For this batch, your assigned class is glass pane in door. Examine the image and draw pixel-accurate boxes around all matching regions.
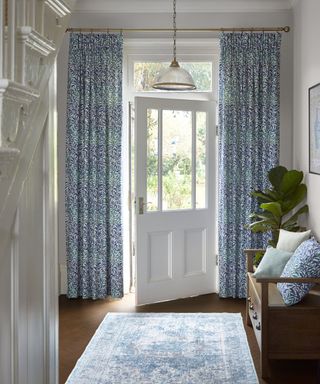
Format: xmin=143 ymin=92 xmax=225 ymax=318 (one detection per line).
xmin=162 ymin=110 xmax=192 ymax=210
xmin=147 ymin=109 xmax=159 ymax=211
xmin=196 ymin=112 xmax=207 ymax=209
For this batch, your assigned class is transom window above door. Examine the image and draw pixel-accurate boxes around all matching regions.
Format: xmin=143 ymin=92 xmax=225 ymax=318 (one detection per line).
xmin=123 ymin=38 xmax=219 ymax=100
xmin=134 ymin=62 xmax=213 ymax=92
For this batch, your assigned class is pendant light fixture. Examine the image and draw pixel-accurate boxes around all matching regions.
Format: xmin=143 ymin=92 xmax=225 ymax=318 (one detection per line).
xmin=152 ymin=0 xmax=196 ymax=91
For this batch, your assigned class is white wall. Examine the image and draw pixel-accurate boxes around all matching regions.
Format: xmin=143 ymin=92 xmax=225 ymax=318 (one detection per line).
xmin=293 ymin=0 xmax=320 ymax=237
xmin=57 ymin=10 xmax=294 ymax=284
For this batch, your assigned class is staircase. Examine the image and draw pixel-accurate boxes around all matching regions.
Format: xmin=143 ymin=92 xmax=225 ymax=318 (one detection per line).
xmin=0 ymin=1 xmax=75 ymax=383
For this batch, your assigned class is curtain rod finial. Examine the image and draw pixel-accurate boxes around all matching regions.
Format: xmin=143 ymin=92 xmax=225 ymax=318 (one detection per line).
xmin=283 ymin=26 xmax=290 ymax=32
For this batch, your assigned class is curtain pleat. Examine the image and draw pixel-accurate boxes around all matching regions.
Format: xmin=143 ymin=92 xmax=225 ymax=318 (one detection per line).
xmin=218 ymin=33 xmax=281 ymax=298
xmin=66 ymin=33 xmax=123 ymax=299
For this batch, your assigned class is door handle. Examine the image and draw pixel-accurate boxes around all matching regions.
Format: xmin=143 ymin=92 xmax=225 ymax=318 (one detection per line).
xmin=138 ymin=197 xmax=152 ymax=214
xmin=138 ymin=197 xmax=144 ymax=214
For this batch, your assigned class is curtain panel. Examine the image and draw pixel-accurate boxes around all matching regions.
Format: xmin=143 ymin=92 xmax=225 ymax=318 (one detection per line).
xmin=66 ymin=33 xmax=123 ymax=299
xmin=218 ymin=33 xmax=281 ymax=298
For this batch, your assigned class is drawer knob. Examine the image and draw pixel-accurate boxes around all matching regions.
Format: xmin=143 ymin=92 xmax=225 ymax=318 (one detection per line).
xmin=253 ymin=312 xmax=258 ymax=320
xmin=249 ymin=303 xmax=254 ymax=310
xmin=256 ymin=322 xmax=261 ymax=331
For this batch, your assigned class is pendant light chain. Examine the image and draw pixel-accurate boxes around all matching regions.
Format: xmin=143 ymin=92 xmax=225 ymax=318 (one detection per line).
xmin=173 ymin=0 xmax=177 ymax=62
xmin=152 ymin=0 xmax=196 ymax=90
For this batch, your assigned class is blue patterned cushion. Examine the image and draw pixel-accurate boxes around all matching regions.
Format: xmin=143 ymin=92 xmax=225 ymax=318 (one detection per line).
xmin=277 ymin=238 xmax=320 ymax=305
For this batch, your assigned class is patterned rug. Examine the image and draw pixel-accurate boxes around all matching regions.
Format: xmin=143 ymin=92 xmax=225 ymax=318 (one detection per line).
xmin=66 ymin=313 xmax=258 ymax=384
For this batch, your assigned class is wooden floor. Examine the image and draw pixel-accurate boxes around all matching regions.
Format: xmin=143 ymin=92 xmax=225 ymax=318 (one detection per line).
xmin=59 ymin=293 xmax=319 ymax=384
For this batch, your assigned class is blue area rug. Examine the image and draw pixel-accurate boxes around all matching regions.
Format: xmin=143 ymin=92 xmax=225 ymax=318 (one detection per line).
xmin=66 ymin=313 xmax=258 ymax=384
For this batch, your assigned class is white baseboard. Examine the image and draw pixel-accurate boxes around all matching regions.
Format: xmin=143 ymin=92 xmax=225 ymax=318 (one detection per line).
xmin=59 ymin=263 xmax=67 ymax=295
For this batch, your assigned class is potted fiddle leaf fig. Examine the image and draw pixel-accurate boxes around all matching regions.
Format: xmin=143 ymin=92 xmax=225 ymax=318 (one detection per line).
xmin=247 ymin=166 xmax=309 ymax=249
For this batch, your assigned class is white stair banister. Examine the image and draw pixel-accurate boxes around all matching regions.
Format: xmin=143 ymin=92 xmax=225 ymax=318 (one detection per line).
xmin=7 ymin=0 xmax=16 ymax=80
xmin=36 ymin=0 xmax=46 ymax=34
xmin=0 ymin=0 xmax=4 ymax=78
xmin=16 ymin=0 xmax=27 ymax=26
xmin=27 ymin=0 xmax=36 ymax=29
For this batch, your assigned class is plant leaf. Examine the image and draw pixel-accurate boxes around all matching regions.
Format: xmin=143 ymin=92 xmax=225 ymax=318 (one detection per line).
xmin=248 ymin=219 xmax=275 ymax=233
xmin=281 ymin=204 xmax=309 ymax=228
xmin=253 ymin=251 xmax=265 ymax=267
xmin=251 ymin=191 xmax=273 ymax=203
xmin=260 ymin=202 xmax=283 ymax=219
xmin=250 ymin=212 xmax=276 ymax=220
xmin=265 ymin=188 xmax=283 ymax=200
xmin=282 ymin=225 xmax=300 ymax=232
xmin=268 ymin=239 xmax=278 ymax=247
xmin=280 ymin=170 xmax=303 ymax=195
xmin=249 ymin=225 xmax=270 ymax=233
xmin=268 ymin=166 xmax=287 ymax=191
xmin=282 ymin=184 xmax=307 ymax=213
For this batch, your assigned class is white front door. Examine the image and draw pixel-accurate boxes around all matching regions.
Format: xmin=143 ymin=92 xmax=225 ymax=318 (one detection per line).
xmin=135 ymin=97 xmax=216 ymax=305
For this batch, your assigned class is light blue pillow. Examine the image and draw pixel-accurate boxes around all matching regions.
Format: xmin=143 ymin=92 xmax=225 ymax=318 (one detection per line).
xmin=277 ymin=238 xmax=320 ymax=306
xmin=253 ymin=247 xmax=293 ymax=278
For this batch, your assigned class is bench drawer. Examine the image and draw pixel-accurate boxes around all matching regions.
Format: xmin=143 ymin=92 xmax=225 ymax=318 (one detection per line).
xmin=248 ymin=279 xmax=262 ymax=349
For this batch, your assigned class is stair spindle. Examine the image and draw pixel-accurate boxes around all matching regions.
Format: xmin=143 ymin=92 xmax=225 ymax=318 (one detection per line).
xmin=7 ymin=0 xmax=16 ymax=80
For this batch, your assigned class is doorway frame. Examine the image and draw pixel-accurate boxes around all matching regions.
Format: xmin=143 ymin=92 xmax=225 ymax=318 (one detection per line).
xmin=122 ymin=38 xmax=220 ymax=295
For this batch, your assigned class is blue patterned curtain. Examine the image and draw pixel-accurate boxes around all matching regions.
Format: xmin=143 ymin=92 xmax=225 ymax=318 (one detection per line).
xmin=66 ymin=33 xmax=123 ymax=299
xmin=218 ymin=33 xmax=281 ymax=298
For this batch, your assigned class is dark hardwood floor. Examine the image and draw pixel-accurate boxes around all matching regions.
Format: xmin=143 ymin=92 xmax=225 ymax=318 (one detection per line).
xmin=59 ymin=293 xmax=318 ymax=384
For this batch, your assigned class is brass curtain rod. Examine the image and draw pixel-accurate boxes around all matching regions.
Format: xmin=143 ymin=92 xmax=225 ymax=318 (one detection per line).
xmin=66 ymin=26 xmax=290 ymax=33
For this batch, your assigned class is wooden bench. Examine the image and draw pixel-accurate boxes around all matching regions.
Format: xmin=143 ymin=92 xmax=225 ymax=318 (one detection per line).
xmin=245 ymin=249 xmax=320 ymax=379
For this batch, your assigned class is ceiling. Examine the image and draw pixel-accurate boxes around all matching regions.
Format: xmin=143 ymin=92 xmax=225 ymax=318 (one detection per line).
xmin=74 ymin=0 xmax=295 ymax=14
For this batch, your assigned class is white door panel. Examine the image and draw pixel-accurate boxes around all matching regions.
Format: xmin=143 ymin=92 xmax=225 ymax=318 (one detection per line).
xmin=135 ymin=97 xmax=216 ymax=305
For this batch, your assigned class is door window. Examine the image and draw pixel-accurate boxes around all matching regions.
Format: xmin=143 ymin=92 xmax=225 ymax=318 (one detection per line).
xmin=146 ymin=108 xmax=208 ymax=212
